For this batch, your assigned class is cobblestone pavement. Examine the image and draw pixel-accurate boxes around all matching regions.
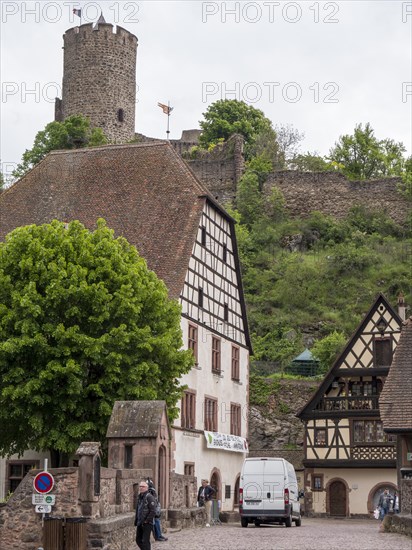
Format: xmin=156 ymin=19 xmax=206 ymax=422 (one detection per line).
xmin=133 ymin=517 xmax=412 ymax=550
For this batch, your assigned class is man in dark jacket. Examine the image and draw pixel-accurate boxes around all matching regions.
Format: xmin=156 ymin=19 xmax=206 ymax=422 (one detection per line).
xmin=146 ymin=478 xmax=168 ymax=542
xmin=135 ymin=480 xmax=156 ymax=550
xmin=378 ymin=488 xmax=393 ymax=521
xmin=197 ymin=479 xmax=216 ymax=527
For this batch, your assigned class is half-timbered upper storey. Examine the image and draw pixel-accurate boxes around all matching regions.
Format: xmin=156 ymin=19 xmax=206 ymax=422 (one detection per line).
xmin=181 ymin=201 xmax=248 ymax=348
xmin=297 ymin=294 xmax=402 ymax=467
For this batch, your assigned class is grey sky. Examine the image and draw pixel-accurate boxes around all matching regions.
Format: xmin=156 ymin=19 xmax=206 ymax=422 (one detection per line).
xmin=1 ymin=0 xmax=411 ymax=176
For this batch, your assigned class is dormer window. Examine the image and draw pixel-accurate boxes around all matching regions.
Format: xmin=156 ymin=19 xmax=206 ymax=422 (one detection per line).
xmin=374 ymin=338 xmax=392 ymax=367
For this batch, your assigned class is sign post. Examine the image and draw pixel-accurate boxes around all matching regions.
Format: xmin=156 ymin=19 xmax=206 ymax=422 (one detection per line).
xmin=33 ymin=461 xmax=55 ymax=525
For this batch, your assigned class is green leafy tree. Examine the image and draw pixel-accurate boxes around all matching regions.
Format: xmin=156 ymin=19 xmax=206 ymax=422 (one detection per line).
xmin=13 ymin=115 xmax=108 ymax=180
xmin=199 ymin=99 xmax=274 ymax=154
xmin=289 ymin=152 xmax=339 ymax=172
xmin=312 ymin=331 xmax=346 ymax=373
xmin=236 ymin=170 xmax=263 ymax=227
xmin=0 ymin=220 xmax=193 ymax=465
xmin=328 ymin=123 xmax=407 ymax=180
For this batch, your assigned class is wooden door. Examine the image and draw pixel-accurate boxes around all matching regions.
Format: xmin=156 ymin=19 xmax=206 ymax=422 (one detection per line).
xmin=329 ymin=480 xmax=346 ymax=516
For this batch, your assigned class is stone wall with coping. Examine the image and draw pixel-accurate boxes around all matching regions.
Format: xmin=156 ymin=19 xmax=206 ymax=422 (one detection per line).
xmin=0 ymin=467 xmax=79 ymax=550
xmin=169 ymin=472 xmax=198 ymax=509
xmin=0 ymin=463 xmax=151 ymax=550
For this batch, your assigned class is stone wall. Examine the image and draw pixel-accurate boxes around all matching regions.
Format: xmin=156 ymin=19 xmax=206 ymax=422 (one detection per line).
xmin=169 ymin=472 xmax=198 ymax=509
xmin=174 ymin=134 xmax=410 ymax=226
xmin=57 ymin=23 xmax=138 ymax=143
xmin=401 ymin=479 xmax=412 ymax=515
xmin=383 ymin=513 xmax=412 ymax=537
xmin=185 ymin=134 xmax=245 ymax=204
xmin=264 ymin=171 xmax=410 ymax=226
xmin=0 ymin=463 xmax=151 ymax=550
xmin=166 ymin=473 xmax=205 ymax=529
xmin=0 ymin=467 xmax=80 ymax=550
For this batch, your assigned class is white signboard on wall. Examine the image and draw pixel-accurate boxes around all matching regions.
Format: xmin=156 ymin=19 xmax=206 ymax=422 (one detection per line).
xmin=204 ymin=431 xmax=248 ymax=453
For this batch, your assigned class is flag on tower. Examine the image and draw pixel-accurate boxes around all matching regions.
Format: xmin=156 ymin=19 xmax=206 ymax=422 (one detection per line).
xmin=73 ymin=8 xmax=82 ymax=18
xmin=157 ymin=102 xmax=174 ymax=115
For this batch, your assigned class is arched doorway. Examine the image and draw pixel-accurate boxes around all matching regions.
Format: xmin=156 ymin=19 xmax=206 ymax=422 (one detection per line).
xmin=234 ymin=475 xmax=240 ymax=508
xmin=210 ymin=469 xmax=221 ymax=501
xmin=328 ymin=480 xmax=347 ymax=516
xmin=158 ymin=445 xmax=167 ymax=508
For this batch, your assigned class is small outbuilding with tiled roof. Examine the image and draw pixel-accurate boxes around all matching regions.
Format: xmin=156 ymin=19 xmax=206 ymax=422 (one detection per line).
xmin=107 ymin=401 xmax=171 ymax=507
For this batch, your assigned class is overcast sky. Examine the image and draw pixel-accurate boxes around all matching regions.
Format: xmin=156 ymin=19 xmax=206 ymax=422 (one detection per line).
xmin=1 ymin=1 xmax=411 ymax=176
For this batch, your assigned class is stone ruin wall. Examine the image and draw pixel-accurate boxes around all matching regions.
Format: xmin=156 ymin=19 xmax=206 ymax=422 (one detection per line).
xmin=264 ymin=171 xmax=410 ymax=226
xmin=191 ymin=161 xmax=409 ymax=226
xmin=135 ymin=131 xmax=410 ymax=224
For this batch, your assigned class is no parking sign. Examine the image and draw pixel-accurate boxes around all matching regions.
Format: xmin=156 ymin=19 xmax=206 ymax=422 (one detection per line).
xmin=33 ymin=471 xmax=54 ymax=494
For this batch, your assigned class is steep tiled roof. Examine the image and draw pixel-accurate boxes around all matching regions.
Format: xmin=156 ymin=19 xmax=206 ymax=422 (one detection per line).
xmin=0 ymin=143 xmax=215 ymax=299
xmin=380 ymin=317 xmax=412 ymax=432
xmin=106 ymin=400 xmax=170 ymax=438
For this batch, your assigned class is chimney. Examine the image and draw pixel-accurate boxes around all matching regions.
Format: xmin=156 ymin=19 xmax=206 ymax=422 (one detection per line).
xmin=397 ymin=293 xmax=407 ymax=321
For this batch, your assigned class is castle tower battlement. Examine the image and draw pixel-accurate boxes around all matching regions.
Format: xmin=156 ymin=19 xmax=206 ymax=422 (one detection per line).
xmin=55 ymin=22 xmax=138 ymax=142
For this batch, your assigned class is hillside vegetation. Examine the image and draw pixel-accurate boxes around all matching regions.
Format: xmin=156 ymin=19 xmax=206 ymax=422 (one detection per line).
xmin=231 ymin=197 xmax=412 ymax=372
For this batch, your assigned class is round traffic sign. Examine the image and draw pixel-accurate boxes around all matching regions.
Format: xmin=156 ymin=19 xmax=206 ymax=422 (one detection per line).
xmin=33 ymin=471 xmax=54 ymax=494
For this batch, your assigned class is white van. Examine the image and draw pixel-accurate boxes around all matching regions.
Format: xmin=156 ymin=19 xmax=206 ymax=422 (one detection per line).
xmin=239 ymin=457 xmax=301 ymax=528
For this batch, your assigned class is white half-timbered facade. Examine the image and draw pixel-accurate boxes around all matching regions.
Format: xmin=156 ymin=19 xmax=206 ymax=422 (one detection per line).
xmin=298 ymin=294 xmax=402 ymax=516
xmin=176 ymin=200 xmax=251 ymax=511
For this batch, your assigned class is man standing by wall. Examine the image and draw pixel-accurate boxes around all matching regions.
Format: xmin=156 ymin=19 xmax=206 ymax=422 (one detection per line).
xmin=135 ymin=480 xmax=156 ymax=550
xmin=197 ymin=479 xmax=216 ymax=527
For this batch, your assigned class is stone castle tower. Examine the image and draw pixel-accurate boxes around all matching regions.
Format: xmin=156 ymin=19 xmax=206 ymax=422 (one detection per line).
xmin=55 ymin=19 xmax=138 ymax=142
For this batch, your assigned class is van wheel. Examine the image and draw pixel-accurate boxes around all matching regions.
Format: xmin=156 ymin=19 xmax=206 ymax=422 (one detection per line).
xmin=285 ymin=514 xmax=292 ymax=527
xmin=254 ymin=520 xmax=261 ymax=527
xmin=241 ymin=518 xmax=248 ymax=528
xmin=295 ymin=515 xmax=302 ymax=527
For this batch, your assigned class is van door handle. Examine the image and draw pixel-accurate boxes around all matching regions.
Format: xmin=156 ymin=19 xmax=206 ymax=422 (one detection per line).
xmin=267 ymin=492 xmax=271 ymax=498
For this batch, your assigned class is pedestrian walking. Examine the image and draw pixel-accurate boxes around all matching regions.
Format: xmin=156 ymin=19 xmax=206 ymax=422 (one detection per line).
xmin=378 ymin=488 xmax=393 ymax=522
xmin=135 ymin=480 xmax=156 ymax=550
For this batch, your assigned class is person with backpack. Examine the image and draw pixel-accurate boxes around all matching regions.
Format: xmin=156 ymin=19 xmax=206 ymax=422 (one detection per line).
xmin=378 ymin=488 xmax=393 ymax=521
xmin=146 ymin=478 xmax=168 ymax=542
xmin=135 ymin=480 xmax=156 ymax=550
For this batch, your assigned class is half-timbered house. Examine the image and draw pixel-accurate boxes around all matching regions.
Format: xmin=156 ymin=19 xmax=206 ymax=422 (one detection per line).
xmin=297 ymin=294 xmax=403 ymax=516
xmin=0 ymin=142 xmax=252 ymax=509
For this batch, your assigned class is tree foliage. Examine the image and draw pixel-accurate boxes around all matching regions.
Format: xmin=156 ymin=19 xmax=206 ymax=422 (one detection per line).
xmin=328 ymin=122 xmax=407 ymax=180
xmin=0 ymin=220 xmax=193 ymax=462
xmin=289 ymin=152 xmax=339 ymax=172
xmin=199 ymin=99 xmax=274 ymax=154
xmin=311 ymin=331 xmax=346 ymax=373
xmin=13 ymin=115 xmax=108 ymax=180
